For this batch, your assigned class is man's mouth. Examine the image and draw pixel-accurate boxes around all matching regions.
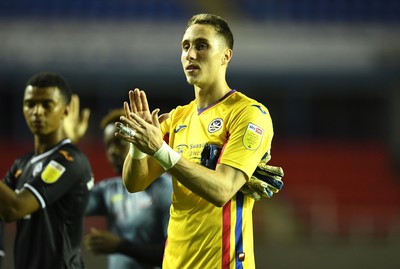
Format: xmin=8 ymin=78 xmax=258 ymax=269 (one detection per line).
xmin=31 ymin=120 xmax=44 ymax=127
xmin=186 ymin=64 xmax=199 ymax=72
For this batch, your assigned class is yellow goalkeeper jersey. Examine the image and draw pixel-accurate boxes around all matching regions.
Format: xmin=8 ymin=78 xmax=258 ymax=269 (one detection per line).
xmin=160 ymin=90 xmax=273 ymax=269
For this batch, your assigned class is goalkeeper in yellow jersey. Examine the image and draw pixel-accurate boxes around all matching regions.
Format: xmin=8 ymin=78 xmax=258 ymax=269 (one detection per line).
xmin=116 ymin=13 xmax=283 ymax=269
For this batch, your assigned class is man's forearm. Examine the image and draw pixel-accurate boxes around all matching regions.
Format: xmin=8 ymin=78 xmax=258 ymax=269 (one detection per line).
xmin=122 ymin=155 xmax=164 ymax=192
xmin=167 ymin=157 xmax=247 ymax=207
xmin=0 ymin=181 xmax=14 ymax=220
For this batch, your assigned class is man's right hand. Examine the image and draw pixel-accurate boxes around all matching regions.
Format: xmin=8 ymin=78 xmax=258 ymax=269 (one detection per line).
xmin=84 ymin=228 xmax=122 ymax=254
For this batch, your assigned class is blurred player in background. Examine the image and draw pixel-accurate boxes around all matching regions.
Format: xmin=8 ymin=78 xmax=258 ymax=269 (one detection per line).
xmin=80 ymin=108 xmax=172 ymax=269
xmin=0 ymin=72 xmax=93 ymax=269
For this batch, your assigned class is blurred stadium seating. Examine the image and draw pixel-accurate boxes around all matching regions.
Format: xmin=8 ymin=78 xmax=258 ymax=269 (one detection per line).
xmin=238 ymin=0 xmax=400 ymax=23
xmin=0 ymin=0 xmax=188 ymax=20
xmin=273 ymin=140 xmax=400 ymax=239
xmin=0 ymin=0 xmax=399 ymax=23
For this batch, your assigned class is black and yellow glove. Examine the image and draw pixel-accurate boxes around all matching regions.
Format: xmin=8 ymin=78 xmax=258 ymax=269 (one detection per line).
xmin=240 ymin=163 xmax=284 ymax=201
xmin=200 ymin=144 xmax=284 ymax=201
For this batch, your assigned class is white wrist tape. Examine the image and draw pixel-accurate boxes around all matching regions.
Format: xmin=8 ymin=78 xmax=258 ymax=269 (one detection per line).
xmin=153 ymin=141 xmax=181 ymax=170
xmin=129 ymin=143 xmax=147 ymax=160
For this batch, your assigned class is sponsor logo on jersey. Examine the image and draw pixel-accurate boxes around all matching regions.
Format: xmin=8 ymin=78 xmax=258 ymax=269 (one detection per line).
xmin=176 ymin=144 xmax=188 ymax=154
xmin=174 ymin=125 xmax=187 ymax=133
xmin=41 ymin=160 xmax=65 ymax=184
xmin=111 ymin=194 xmax=124 ymax=203
xmin=139 ymin=199 xmax=153 ymax=209
xmin=242 ymin=123 xmax=264 ymax=150
xmin=208 ymin=118 xmax=223 ymax=133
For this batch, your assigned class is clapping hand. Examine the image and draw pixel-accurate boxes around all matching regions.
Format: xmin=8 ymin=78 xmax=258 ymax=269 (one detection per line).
xmin=63 ymin=94 xmax=91 ymax=144
xmin=84 ymin=228 xmax=122 ymax=254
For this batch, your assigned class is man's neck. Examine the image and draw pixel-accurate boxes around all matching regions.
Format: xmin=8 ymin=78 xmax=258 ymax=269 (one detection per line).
xmin=194 ymin=83 xmax=231 ymax=109
xmin=34 ymin=134 xmax=66 ymax=155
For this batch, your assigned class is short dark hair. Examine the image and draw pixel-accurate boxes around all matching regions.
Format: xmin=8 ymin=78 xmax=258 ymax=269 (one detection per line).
xmin=186 ymin=13 xmax=234 ymax=49
xmin=100 ymin=108 xmax=125 ymax=130
xmin=26 ymin=72 xmax=72 ymax=104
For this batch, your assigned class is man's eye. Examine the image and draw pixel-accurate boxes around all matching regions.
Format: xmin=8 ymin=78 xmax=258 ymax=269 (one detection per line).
xmin=43 ymin=102 xmax=54 ymax=109
xmin=182 ymin=44 xmax=189 ymax=51
xmin=197 ymin=43 xmax=207 ymax=50
xmin=24 ymin=101 xmax=34 ymax=108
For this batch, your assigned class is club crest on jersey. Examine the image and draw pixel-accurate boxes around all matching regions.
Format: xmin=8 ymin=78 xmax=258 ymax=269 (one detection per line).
xmin=242 ymin=123 xmax=264 ymax=150
xmin=208 ymin=118 xmax=223 ymax=133
xmin=41 ymin=160 xmax=65 ymax=184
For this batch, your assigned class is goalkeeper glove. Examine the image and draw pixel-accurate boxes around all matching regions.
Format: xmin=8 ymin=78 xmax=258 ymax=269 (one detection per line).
xmin=240 ymin=163 xmax=284 ymax=201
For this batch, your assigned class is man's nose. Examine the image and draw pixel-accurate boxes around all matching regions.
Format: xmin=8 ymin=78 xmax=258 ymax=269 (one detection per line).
xmin=33 ymin=104 xmax=44 ymax=114
xmin=186 ymin=47 xmax=196 ymax=60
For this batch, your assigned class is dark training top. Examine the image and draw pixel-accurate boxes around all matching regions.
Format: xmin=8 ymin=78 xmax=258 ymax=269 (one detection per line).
xmin=86 ymin=174 xmax=172 ymax=269
xmin=3 ymin=139 xmax=93 ymax=269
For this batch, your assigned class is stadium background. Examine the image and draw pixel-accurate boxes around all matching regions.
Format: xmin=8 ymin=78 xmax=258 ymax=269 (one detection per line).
xmin=0 ymin=1 xmax=399 ymax=268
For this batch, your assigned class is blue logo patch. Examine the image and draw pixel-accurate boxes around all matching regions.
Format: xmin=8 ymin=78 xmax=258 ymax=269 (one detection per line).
xmin=252 ymin=105 xmax=266 ymax=114
xmin=174 ymin=125 xmax=187 ymax=133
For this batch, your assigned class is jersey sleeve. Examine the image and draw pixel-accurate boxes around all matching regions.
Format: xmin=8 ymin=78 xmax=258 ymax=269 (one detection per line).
xmin=3 ymin=155 xmax=31 ymax=189
xmin=220 ymin=104 xmax=274 ymax=179
xmin=160 ymin=108 xmax=176 ymax=143
xmin=85 ymin=180 xmax=107 ymax=216
xmin=26 ymin=148 xmax=93 ymax=208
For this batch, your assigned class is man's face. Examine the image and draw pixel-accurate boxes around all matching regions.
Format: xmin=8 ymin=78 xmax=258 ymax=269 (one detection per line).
xmin=181 ymin=24 xmax=229 ymax=87
xmin=23 ymin=86 xmax=67 ymax=136
xmin=103 ymin=123 xmax=129 ymax=174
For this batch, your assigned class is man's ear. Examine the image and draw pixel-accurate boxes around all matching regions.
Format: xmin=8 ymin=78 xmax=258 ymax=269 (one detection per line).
xmin=63 ymin=102 xmax=70 ymax=118
xmin=222 ymin=48 xmax=233 ymax=65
